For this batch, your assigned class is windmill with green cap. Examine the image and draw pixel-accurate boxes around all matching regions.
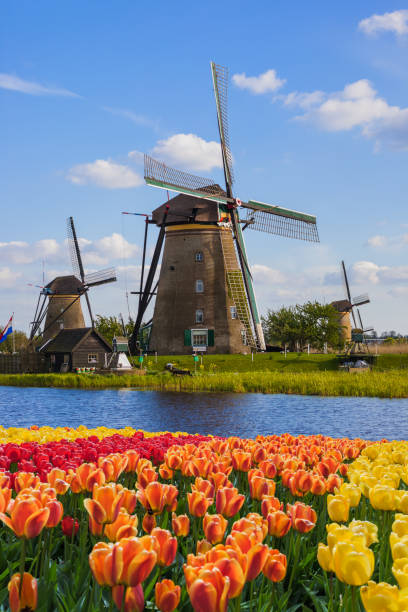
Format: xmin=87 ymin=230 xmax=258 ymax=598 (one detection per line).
xmin=129 ymin=62 xmax=319 ymax=355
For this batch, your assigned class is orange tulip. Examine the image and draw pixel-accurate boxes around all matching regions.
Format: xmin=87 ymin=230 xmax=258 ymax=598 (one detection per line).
xmin=137 ymin=481 xmax=167 ymax=514
xmin=121 ymin=536 xmax=158 ymax=586
xmin=99 ymin=454 xmax=128 ymax=482
xmin=261 ymin=495 xmax=282 ymax=518
xmin=203 ymin=513 xmax=228 ymax=545
xmin=124 ymin=449 xmax=140 ymax=472
xmin=46 ymin=468 xmax=70 ymax=495
xmin=70 ymin=463 xmax=102 ymax=493
xmin=245 ymin=544 xmax=269 ymax=581
xmin=226 ymin=529 xmax=264 ymax=554
xmin=84 ymin=484 xmax=124 ymax=526
xmin=187 ymin=491 xmax=213 ymax=517
xmin=121 ymin=489 xmax=137 ymax=514
xmin=197 ymin=539 xmax=213 ymax=554
xmin=0 ymin=487 xmax=12 ymax=513
xmin=266 ymin=511 xmax=291 ymax=537
xmin=209 ymin=472 xmax=231 ymax=491
xmin=8 ymin=572 xmax=37 ymax=612
xmin=249 ymin=476 xmax=275 ymax=500
xmin=105 ymin=510 xmax=138 ymax=542
xmin=142 ymin=513 xmax=156 ymax=534
xmin=172 ymin=513 xmax=190 ymax=537
xmin=231 ymin=450 xmax=252 ymax=472
xmin=310 ymin=475 xmax=326 ymax=496
xmin=326 ymin=474 xmax=343 ymax=493
xmin=14 ymin=473 xmax=40 ymax=494
xmin=188 ymin=566 xmax=230 ymax=612
xmin=112 ymin=585 xmax=144 ymax=612
xmin=159 ymin=464 xmax=174 ymax=480
xmin=155 ymin=579 xmax=181 ymax=612
xmin=216 ymin=487 xmax=245 ymax=518
xmin=45 ymin=499 xmax=63 ymax=528
xmin=151 ymin=527 xmax=177 ymax=567
xmin=214 ymin=556 xmax=246 ymax=599
xmin=286 ymin=502 xmax=317 ymax=533
xmin=0 ymin=496 xmax=50 ymax=538
xmin=258 ymin=460 xmax=277 ymax=479
xmin=138 ymin=468 xmax=159 ymax=489
xmin=163 ymin=484 xmax=178 ymax=512
xmin=89 ymin=541 xmax=124 ymax=587
xmin=165 ymin=451 xmax=183 ymax=471
xmin=136 ymin=458 xmax=153 ymax=474
xmin=192 ymin=477 xmax=215 ymax=499
xmin=263 ymin=549 xmax=287 ymax=582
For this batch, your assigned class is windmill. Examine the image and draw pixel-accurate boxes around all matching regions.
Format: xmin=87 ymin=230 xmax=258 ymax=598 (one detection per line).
xmin=29 ymin=217 xmax=117 ymax=343
xmin=331 ymin=261 xmax=373 ymax=350
xmin=128 ymin=62 xmax=319 ymax=355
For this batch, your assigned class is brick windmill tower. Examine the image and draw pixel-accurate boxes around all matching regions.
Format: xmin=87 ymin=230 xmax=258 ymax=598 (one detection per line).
xmin=29 ymin=217 xmax=116 ymax=343
xmin=128 ymin=63 xmax=320 ymax=355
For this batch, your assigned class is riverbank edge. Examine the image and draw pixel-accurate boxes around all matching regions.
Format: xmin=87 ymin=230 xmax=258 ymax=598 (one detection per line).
xmin=0 ymin=370 xmax=407 ymax=398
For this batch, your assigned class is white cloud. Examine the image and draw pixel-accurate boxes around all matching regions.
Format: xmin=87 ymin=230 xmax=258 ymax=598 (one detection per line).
xmin=0 ymin=240 xmax=62 ymax=264
xmin=0 ymin=267 xmax=21 ymax=287
xmin=232 ymin=69 xmax=286 ymax=94
xmin=93 ymin=233 xmax=139 ymax=260
xmin=67 ymin=159 xmax=143 ymax=189
xmin=367 ymin=235 xmax=388 ymax=248
xmin=285 ymin=79 xmax=408 ymax=150
xmin=103 ymin=107 xmax=158 ymax=130
xmin=358 ymin=10 xmax=408 ymax=36
xmin=0 ymin=73 xmax=79 ymax=97
xmin=152 ymin=133 xmax=222 ymax=172
xmin=252 ymin=264 xmax=286 ymax=284
xmin=351 ymin=260 xmax=408 ymax=285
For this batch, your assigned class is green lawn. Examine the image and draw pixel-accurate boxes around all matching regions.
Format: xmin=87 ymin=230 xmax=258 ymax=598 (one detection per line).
xmin=131 ymin=351 xmax=408 ymax=373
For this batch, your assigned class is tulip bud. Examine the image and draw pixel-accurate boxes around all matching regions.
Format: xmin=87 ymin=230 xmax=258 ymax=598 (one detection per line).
xmin=142 ymin=512 xmax=156 ymax=534
xmin=155 ymin=579 xmax=181 ymax=612
xmin=172 ymin=513 xmax=190 ymax=537
xmin=262 ymin=549 xmax=287 ymax=582
xmin=8 ymin=572 xmax=37 ymax=612
xmin=327 ymin=494 xmax=350 ymax=523
xmin=61 ymin=515 xmax=79 ymax=537
xmin=203 ymin=513 xmax=228 ymax=545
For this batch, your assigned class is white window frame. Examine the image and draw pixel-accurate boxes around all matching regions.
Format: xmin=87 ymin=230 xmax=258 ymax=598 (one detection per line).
xmin=241 ymin=329 xmax=247 ymax=346
xmin=195 ymin=309 xmax=204 ymax=323
xmin=195 ymin=251 xmax=203 ymax=262
xmin=195 ymin=279 xmax=204 ymax=293
xmin=88 ymin=353 xmax=98 ymax=363
xmin=230 ymin=306 xmax=237 ymax=319
xmin=191 ymin=329 xmax=208 ymax=347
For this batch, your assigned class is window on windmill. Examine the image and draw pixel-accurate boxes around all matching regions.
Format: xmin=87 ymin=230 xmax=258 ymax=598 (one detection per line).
xmin=88 ymin=353 xmax=98 ymax=363
xmin=195 ymin=280 xmax=204 ymax=293
xmin=241 ymin=329 xmax=247 ymax=345
xmin=192 ymin=330 xmax=208 ymax=346
xmin=195 ymin=251 xmax=203 ymax=262
xmin=230 ymin=306 xmax=237 ymax=319
xmin=57 ymin=319 xmax=64 ymax=330
xmin=196 ymin=309 xmax=204 ymax=323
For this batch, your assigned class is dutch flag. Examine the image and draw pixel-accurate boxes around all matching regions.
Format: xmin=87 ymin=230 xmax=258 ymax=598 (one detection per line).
xmin=0 ymin=316 xmax=13 ymax=345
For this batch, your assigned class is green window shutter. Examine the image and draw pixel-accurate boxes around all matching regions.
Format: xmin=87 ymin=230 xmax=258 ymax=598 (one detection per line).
xmin=184 ymin=329 xmax=192 ymax=346
xmin=208 ymin=329 xmax=214 ymax=346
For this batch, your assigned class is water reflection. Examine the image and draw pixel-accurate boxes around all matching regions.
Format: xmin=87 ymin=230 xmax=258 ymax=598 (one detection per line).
xmin=0 ymin=386 xmax=407 ymax=440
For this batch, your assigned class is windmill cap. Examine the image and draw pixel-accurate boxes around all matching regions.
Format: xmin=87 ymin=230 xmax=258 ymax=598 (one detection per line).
xmin=45 ymin=275 xmax=83 ymax=294
xmin=331 ymin=299 xmax=352 ymax=312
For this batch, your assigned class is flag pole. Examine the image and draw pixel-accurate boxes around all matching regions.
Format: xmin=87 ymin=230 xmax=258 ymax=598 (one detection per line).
xmin=12 ymin=313 xmax=15 ymax=353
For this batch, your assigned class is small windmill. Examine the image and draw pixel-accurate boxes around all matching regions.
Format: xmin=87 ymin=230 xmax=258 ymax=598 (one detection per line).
xmin=29 ymin=217 xmax=117 ymax=343
xmin=128 ymin=62 xmax=319 ymax=355
xmin=331 ymin=260 xmax=373 ymax=352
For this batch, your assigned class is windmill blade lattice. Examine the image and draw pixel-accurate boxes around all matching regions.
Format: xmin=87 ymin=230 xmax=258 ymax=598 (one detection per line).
xmin=211 ymin=62 xmax=234 ymax=189
xmin=67 ymin=216 xmax=84 ymax=281
xmin=84 ymin=268 xmax=117 ymax=287
xmin=243 ymin=209 xmax=319 ymax=242
xmin=144 ymin=155 xmax=226 ymax=201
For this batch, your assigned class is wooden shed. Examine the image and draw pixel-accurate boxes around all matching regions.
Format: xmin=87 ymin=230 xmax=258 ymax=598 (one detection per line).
xmin=39 ymin=328 xmax=111 ymax=372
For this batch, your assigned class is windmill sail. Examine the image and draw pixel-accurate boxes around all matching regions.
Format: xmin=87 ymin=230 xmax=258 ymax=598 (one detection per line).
xmin=67 ymin=216 xmax=84 ymax=281
xmin=144 ymin=155 xmax=228 ymax=203
xmin=84 ymin=268 xmax=117 ymax=287
xmin=243 ymin=206 xmax=319 ymax=242
xmin=210 ymin=62 xmax=234 ymax=191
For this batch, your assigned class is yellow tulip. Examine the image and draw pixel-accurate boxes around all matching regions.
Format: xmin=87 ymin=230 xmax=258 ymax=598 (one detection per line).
xmin=392 ymin=557 xmax=408 ymax=589
xmin=360 ymin=580 xmax=400 ymax=612
xmin=337 ymin=483 xmax=361 ymax=508
xmin=317 ymin=543 xmax=333 ymax=572
xmin=369 ymin=484 xmax=397 ymax=511
xmin=396 ymin=492 xmax=408 ymax=514
xmin=392 ymin=515 xmax=408 ymax=538
xmin=327 ymin=494 xmax=350 ymax=523
xmin=326 ymin=524 xmax=366 ymax=552
xmin=359 ymin=474 xmax=379 ymax=497
xmin=390 ymin=534 xmax=408 ymax=561
xmin=332 ymin=541 xmax=374 ymax=586
xmin=349 ymin=520 xmax=378 ymax=546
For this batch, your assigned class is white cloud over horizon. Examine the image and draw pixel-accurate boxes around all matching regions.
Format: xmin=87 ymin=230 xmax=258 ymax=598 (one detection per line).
xmin=0 ymin=73 xmax=80 ymax=97
xmin=152 ymin=133 xmax=223 ymax=172
xmin=358 ymin=10 xmax=408 ymax=37
xmin=232 ymin=69 xmax=286 ymax=94
xmin=67 ymin=159 xmax=143 ymax=189
xmin=284 ymin=79 xmax=408 ymax=150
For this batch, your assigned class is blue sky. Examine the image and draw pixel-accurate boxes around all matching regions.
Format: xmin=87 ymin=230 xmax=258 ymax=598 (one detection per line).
xmin=1 ymin=1 xmax=408 ymax=336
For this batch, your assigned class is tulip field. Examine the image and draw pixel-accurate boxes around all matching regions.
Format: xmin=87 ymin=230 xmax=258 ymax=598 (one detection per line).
xmin=0 ymin=427 xmax=408 ymax=610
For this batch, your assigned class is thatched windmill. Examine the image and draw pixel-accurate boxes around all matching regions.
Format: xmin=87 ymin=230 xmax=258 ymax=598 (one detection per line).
xmin=128 ymin=63 xmax=319 ymax=355
xmin=29 ymin=217 xmax=116 ymax=343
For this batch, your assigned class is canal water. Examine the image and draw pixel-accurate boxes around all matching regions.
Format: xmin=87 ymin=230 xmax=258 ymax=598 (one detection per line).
xmin=1 ymin=386 xmax=408 ymax=440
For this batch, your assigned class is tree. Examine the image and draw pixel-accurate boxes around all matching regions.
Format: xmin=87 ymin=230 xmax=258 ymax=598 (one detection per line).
xmin=94 ymin=315 xmax=134 ymax=344
xmin=262 ymin=301 xmax=342 ymax=351
xmin=0 ymin=330 xmax=28 ymax=353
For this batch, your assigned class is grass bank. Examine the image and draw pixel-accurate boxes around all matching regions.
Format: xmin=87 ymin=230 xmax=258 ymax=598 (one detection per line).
xmin=1 ymin=370 xmax=407 ymax=397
